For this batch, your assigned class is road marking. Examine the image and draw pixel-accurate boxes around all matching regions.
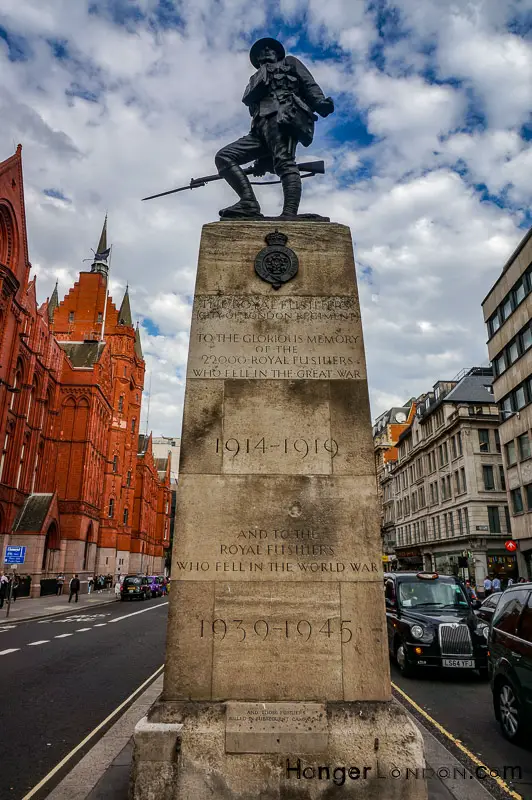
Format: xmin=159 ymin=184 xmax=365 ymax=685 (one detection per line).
xmin=55 ymin=634 xmax=73 ymax=639
xmin=109 ymin=601 xmax=168 ymax=624
xmin=75 ymin=628 xmax=91 ymax=632
xmin=93 ymin=623 xmax=107 ymax=627
xmin=392 ymin=682 xmax=523 ymax=800
xmin=28 ymin=640 xmax=50 ymax=646
xmin=0 ymin=648 xmax=20 ymax=655
xmin=21 ymin=664 xmax=164 ymax=800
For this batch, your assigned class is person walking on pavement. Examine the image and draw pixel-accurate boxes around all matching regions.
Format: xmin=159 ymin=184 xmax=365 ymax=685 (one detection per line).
xmin=68 ymin=574 xmax=80 ymax=603
xmin=465 ymin=580 xmax=477 ymax=603
xmin=56 ymin=574 xmax=65 ymax=596
xmin=0 ymin=571 xmax=8 ymax=609
xmin=11 ymin=574 xmax=20 ymax=602
xmin=88 ymin=576 xmax=94 ymax=594
xmin=492 ymin=575 xmax=501 ymax=592
xmin=483 ymin=575 xmax=492 ymax=597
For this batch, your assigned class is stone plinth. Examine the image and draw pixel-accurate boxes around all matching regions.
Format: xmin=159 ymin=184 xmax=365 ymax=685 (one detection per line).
xmin=131 ymin=221 xmax=426 ymax=799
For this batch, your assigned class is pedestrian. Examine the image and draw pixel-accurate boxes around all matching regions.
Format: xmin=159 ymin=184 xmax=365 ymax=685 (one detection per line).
xmin=68 ymin=574 xmax=80 ymax=603
xmin=88 ymin=576 xmax=93 ymax=594
xmin=483 ymin=575 xmax=492 ymax=597
xmin=114 ymin=578 xmax=122 ymax=600
xmin=507 ymin=577 xmax=514 ymax=587
xmin=12 ymin=574 xmax=20 ymax=602
xmin=56 ymin=574 xmax=65 ymax=596
xmin=0 ymin=571 xmax=8 ymax=610
xmin=492 ymin=575 xmax=501 ymax=592
xmin=465 ymin=580 xmax=477 ymax=603
xmin=518 ymin=577 xmax=528 ymax=583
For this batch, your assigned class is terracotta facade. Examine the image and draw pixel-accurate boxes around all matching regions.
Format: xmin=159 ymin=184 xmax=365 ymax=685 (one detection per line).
xmin=0 ymin=147 xmax=171 ymax=594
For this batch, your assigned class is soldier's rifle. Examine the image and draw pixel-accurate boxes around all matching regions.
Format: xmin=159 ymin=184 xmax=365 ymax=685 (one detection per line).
xmin=141 ymin=161 xmax=325 ymax=202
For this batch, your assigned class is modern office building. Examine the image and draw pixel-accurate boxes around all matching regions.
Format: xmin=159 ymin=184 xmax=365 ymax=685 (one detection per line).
xmin=482 ymin=226 xmax=532 ymax=579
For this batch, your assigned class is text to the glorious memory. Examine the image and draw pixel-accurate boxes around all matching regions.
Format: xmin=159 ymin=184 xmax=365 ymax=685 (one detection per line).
xmin=188 ymin=295 xmax=365 ymax=380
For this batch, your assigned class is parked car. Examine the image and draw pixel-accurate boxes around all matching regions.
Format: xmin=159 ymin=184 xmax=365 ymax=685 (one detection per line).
xmin=384 ymin=572 xmax=489 ymax=678
xmin=121 ymin=575 xmax=150 ymax=601
xmin=147 ymin=575 xmax=164 ymax=598
xmin=490 ymin=582 xmax=532 ymax=743
xmin=475 ymin=592 xmax=502 ymax=624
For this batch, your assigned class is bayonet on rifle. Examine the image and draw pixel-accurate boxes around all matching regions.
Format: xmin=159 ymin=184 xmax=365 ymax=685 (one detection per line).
xmin=141 ymin=161 xmax=325 ymax=202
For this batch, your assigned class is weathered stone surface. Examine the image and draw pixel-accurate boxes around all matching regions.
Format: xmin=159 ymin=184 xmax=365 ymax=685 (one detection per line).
xmin=132 ymin=221 xmax=426 ymax=799
xmin=132 ymin=699 xmax=427 ymax=799
xmin=171 ymin=474 xmax=383 ymax=583
xmin=225 ymin=702 xmax=328 ymax=753
xmin=194 ymin=221 xmax=359 ymax=297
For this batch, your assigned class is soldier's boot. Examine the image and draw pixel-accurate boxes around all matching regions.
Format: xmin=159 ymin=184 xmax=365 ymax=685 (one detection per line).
xmin=280 ymin=172 xmax=302 ymax=217
xmin=218 ymin=165 xmax=262 ymax=219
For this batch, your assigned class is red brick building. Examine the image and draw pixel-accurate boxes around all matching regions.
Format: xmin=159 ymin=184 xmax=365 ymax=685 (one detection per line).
xmin=0 ymin=146 xmax=171 ymax=594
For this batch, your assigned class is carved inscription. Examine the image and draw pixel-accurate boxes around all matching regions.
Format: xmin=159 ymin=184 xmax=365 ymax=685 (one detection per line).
xmin=200 ymin=617 xmax=353 ymax=642
xmin=225 ymin=702 xmax=328 ymax=754
xmin=216 ymin=437 xmax=339 ymax=459
xmin=188 ymin=295 xmax=365 ymax=380
xmin=174 ymin=524 xmax=381 ymax=581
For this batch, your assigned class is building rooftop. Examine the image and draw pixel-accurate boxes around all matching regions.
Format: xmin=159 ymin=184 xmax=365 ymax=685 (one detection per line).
xmin=59 ymin=341 xmax=105 ymax=368
xmin=13 ymin=493 xmax=54 ymax=532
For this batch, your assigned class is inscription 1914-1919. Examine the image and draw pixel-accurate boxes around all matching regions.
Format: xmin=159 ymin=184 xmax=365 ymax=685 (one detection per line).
xmin=216 ymin=437 xmax=338 ymax=459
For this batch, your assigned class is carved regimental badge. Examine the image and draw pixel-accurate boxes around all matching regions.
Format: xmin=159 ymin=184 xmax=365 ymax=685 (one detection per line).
xmin=254 ymin=230 xmax=299 ymax=290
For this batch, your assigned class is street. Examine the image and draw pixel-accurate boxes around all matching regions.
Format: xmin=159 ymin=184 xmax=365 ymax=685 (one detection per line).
xmin=0 ymin=597 xmax=168 ymax=799
xmin=391 ymin=663 xmax=532 ymax=800
xmin=2 ymin=599 xmax=532 ymax=800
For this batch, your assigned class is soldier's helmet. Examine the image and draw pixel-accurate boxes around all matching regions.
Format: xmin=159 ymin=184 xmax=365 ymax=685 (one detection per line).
xmin=249 ymin=37 xmax=286 ymax=68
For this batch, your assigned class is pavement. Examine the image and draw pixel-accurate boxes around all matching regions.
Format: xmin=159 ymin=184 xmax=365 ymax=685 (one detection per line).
xmin=41 ymin=673 xmax=523 ymax=800
xmin=0 ymin=589 xmax=118 ymax=623
xmin=43 ymin=683 xmax=495 ymax=800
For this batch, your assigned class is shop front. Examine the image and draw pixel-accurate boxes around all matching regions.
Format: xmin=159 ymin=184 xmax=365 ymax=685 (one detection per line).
xmin=395 ymin=548 xmax=423 ymax=571
xmin=487 ymin=553 xmax=518 ymax=586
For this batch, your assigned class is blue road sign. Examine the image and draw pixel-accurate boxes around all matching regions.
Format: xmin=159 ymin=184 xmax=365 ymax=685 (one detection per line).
xmin=4 ymin=545 xmax=26 ymax=564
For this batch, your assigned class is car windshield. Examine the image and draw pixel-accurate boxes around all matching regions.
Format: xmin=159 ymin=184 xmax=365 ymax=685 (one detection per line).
xmin=125 ymin=577 xmax=141 ymax=585
xmin=398 ymin=580 xmax=468 ymax=609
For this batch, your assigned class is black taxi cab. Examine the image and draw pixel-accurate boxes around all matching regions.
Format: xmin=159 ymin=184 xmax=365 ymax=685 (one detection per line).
xmin=384 ymin=572 xmax=489 ymax=677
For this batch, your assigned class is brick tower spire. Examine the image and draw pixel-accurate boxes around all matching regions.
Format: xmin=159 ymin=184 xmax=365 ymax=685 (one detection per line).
xmin=118 ymin=285 xmax=132 ymax=326
xmin=91 ymin=214 xmax=110 ymax=278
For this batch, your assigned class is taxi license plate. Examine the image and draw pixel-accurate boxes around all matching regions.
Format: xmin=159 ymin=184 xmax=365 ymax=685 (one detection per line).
xmin=128 ymin=587 xmax=135 ymax=592
xmin=442 ymin=658 xmax=474 ymax=668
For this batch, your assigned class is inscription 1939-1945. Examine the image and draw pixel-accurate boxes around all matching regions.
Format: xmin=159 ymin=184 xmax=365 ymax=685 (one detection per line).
xmin=200 ymin=617 xmax=353 ymax=642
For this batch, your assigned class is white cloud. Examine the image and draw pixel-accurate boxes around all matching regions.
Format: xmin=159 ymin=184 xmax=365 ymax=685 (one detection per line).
xmin=0 ymin=0 xmax=530 ymax=432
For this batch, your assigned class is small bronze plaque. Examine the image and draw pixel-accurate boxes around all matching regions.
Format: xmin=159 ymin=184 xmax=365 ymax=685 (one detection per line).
xmin=254 ymin=230 xmax=299 ymax=290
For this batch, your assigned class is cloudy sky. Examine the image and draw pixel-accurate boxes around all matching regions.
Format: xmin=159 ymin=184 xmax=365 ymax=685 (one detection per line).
xmin=0 ymin=0 xmax=531 ymax=435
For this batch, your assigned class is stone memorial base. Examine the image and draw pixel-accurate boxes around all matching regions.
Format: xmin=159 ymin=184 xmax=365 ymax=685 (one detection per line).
xmin=131 ymin=699 xmax=426 ymax=799
xmin=130 ymin=221 xmax=426 ymax=799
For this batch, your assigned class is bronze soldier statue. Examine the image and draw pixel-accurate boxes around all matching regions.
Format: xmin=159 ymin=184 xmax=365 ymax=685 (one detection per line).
xmin=215 ymin=37 xmax=334 ymax=219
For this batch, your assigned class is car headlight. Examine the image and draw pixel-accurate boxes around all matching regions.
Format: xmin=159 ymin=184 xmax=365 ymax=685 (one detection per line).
xmin=411 ymin=624 xmax=424 ymax=639
xmin=481 ymin=625 xmax=489 ymax=640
